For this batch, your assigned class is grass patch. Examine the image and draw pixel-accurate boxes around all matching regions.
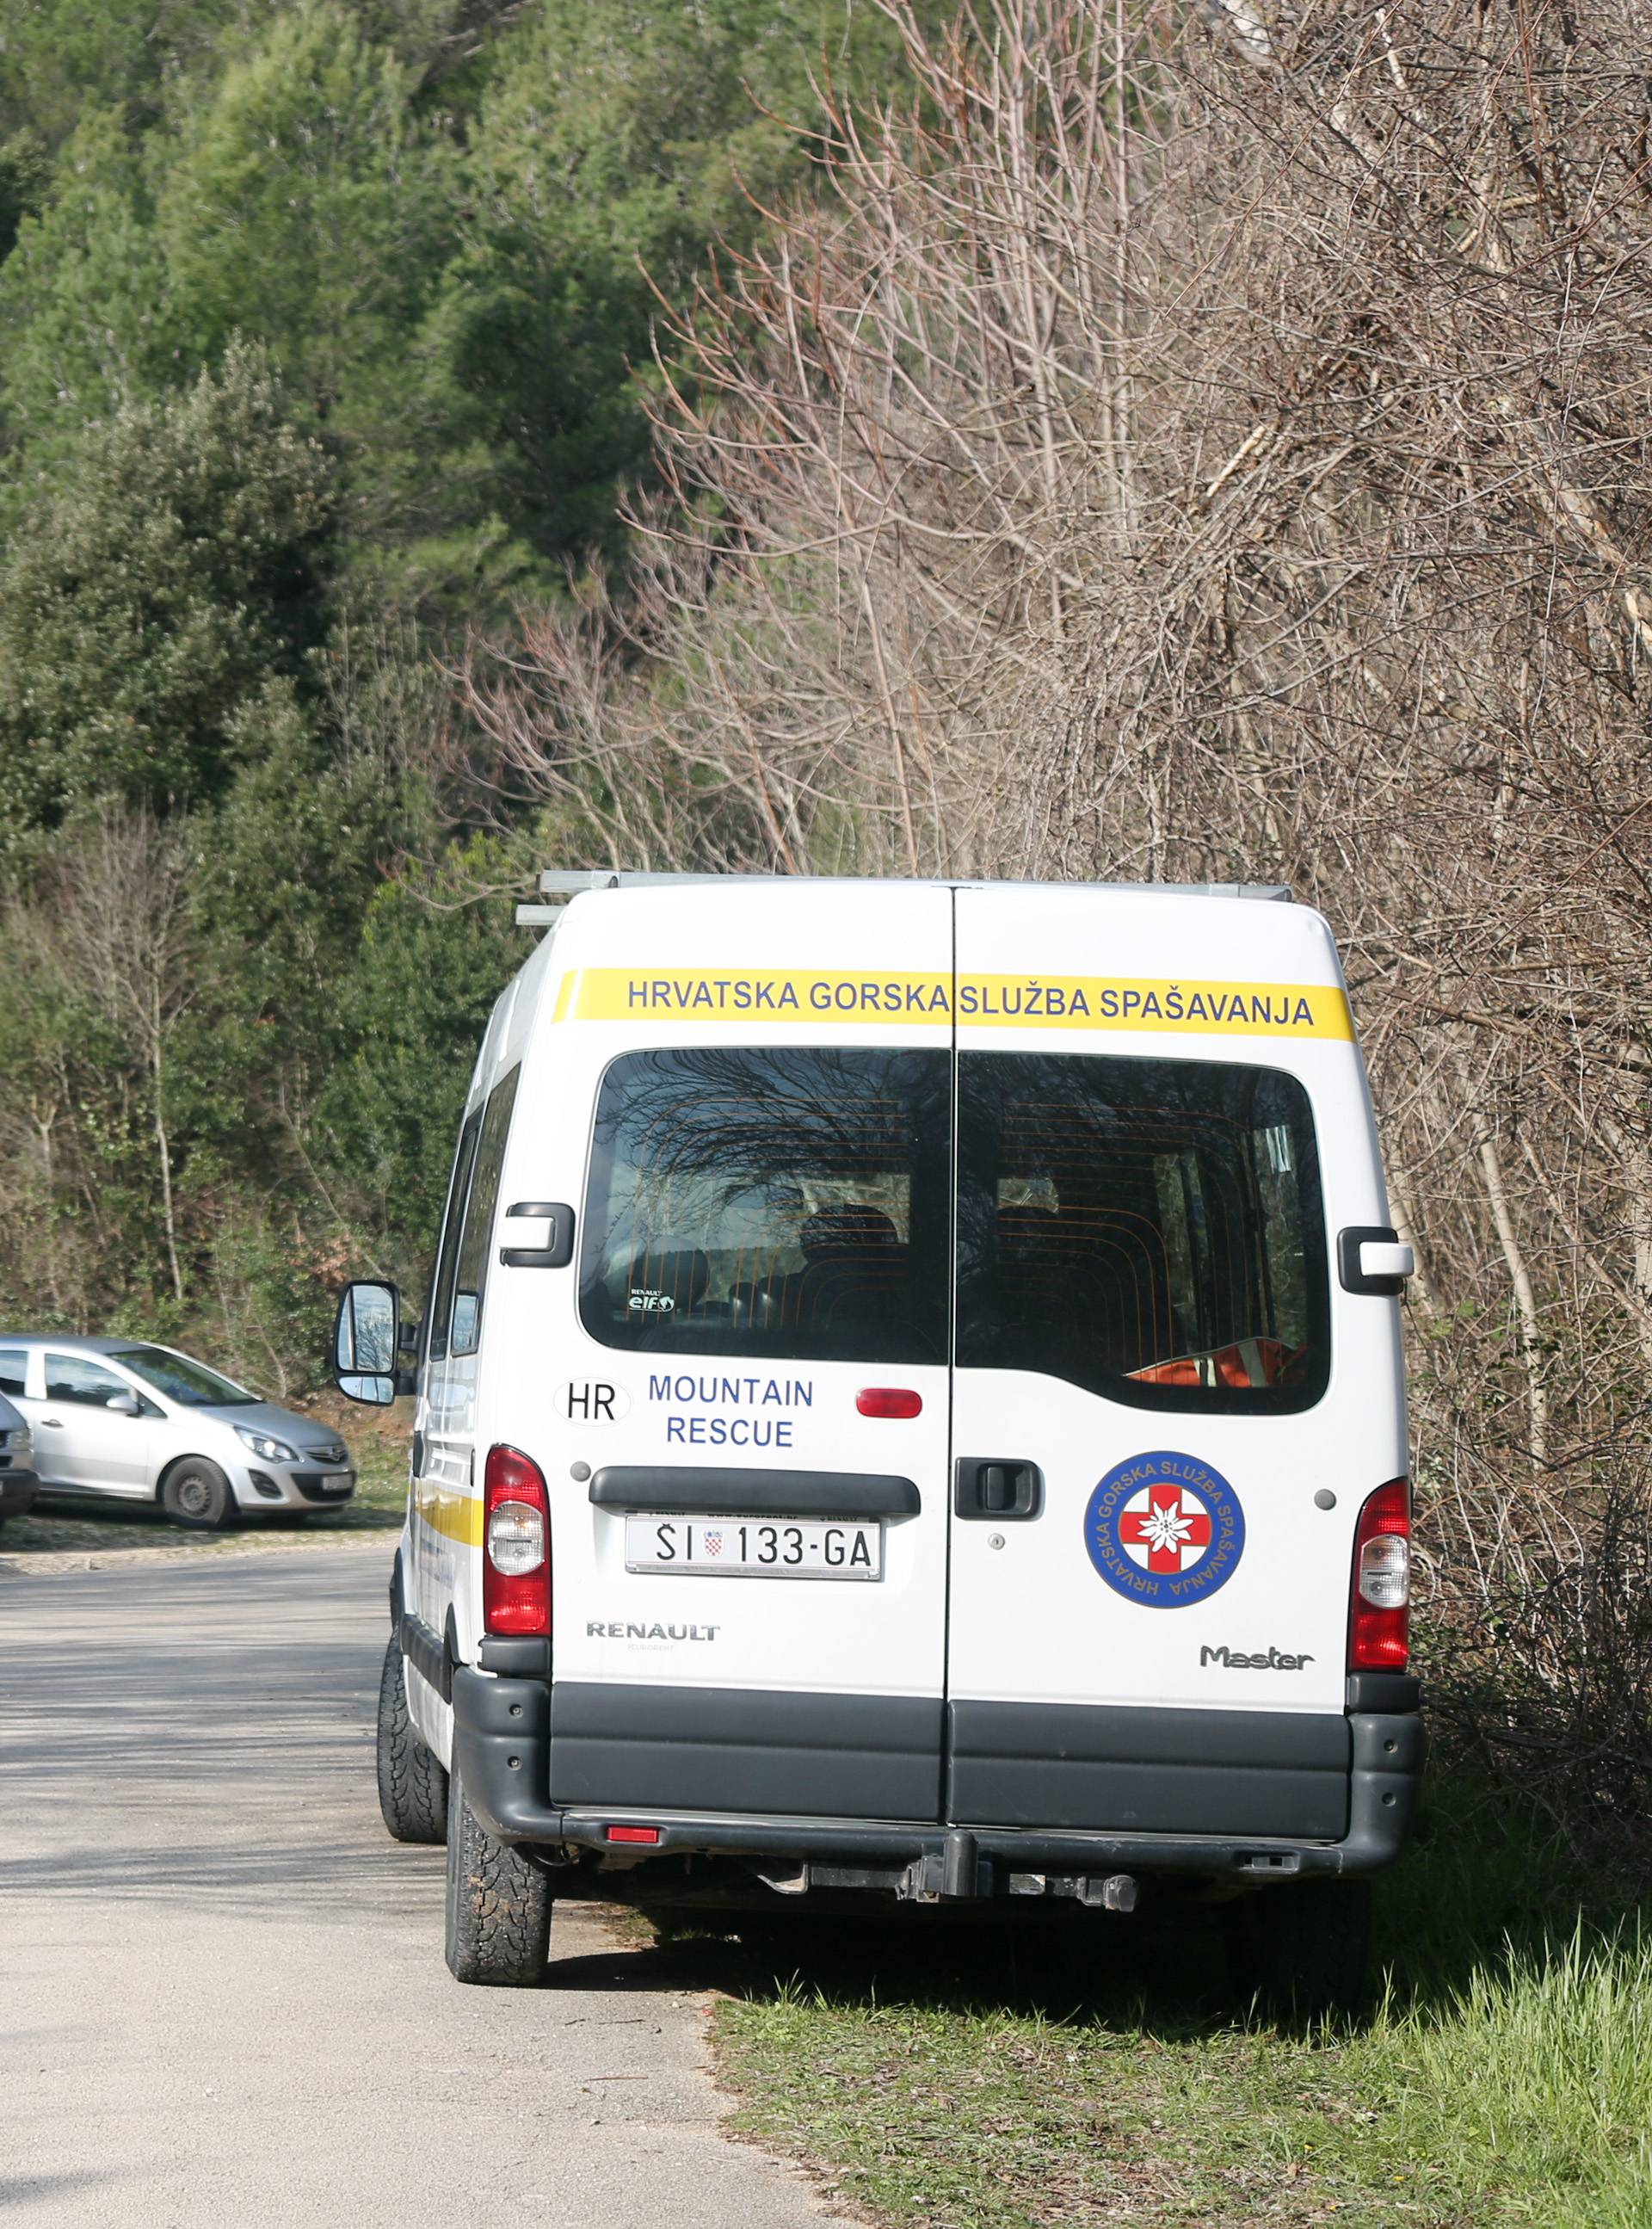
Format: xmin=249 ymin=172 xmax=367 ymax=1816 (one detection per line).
xmin=711 ymin=1803 xmax=1652 ymax=2227
xmin=0 ymin=1393 xmax=408 ymax=1554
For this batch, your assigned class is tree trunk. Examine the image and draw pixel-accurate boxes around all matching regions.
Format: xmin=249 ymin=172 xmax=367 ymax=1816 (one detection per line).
xmin=1476 ymin=1127 xmax=1547 ymax=1467
xmin=151 ymin=998 xmax=183 ymax=1305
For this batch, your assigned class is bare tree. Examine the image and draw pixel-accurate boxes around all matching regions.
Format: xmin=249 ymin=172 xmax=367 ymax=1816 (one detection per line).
xmin=28 ymin=803 xmax=197 ymax=1301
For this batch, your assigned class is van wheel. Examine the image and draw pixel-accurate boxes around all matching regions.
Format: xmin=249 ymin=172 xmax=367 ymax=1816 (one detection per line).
xmin=159 ymin=1459 xmax=236 ymax=1530
xmin=375 ymin=1637 xmax=448 ymax=1843
xmin=444 ymin=1762 xmax=552 ymax=1986
xmin=1224 ymin=1877 xmax=1372 ymax=2020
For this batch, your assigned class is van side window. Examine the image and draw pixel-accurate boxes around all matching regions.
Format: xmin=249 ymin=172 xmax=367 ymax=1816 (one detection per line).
xmin=450 ymin=1067 xmax=520 ymax=1358
xmin=957 ymin=1054 xmax=1329 ymax=1414
xmin=580 ymin=1047 xmax=951 ymax=1366
xmin=0 ymin=1349 xmax=26 ymax=1397
xmin=427 ymin=1107 xmax=482 ymax=1364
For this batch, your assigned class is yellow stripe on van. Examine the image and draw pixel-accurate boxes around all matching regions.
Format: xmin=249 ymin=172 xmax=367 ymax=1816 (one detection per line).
xmin=559 ymin=966 xmax=1353 ymax=1040
xmin=566 ymin=967 xmax=954 ymax=1025
xmin=958 ymin=975 xmax=1354 ymax=1040
xmin=413 ymin=1481 xmax=483 ymax=1549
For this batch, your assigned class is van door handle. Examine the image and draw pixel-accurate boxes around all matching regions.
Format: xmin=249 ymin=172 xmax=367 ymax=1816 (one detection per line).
xmin=40 ymin=1416 xmax=64 ymax=1427
xmin=498 ymin=1201 xmax=576 ymax=1269
xmin=954 ymin=1458 xmax=1042 ymax=1521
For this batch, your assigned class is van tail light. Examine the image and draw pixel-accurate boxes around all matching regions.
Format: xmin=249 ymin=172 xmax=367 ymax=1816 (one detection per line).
xmin=1348 ymin=1477 xmax=1410 ymax=1670
xmin=483 ymin=1444 xmax=551 ymax=1637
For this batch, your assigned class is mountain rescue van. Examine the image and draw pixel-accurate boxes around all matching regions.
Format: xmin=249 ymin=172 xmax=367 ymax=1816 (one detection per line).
xmin=334 ymin=873 xmax=1422 ymax=2000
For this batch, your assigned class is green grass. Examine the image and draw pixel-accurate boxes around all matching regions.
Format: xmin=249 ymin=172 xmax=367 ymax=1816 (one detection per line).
xmin=710 ymin=1805 xmax=1652 ymax=2227
xmin=0 ymin=1397 xmax=408 ymax=1554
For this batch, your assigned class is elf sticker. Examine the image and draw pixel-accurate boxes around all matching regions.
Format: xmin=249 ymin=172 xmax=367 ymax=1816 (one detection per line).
xmin=1084 ymin=1452 xmax=1245 ymax=1608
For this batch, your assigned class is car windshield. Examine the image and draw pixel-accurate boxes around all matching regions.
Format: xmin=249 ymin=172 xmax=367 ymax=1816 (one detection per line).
xmin=110 ymin=1346 xmax=258 ymax=1407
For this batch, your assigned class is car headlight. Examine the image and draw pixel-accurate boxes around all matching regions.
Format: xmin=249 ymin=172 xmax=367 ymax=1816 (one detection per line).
xmin=235 ymin=1426 xmax=299 ymax=1463
xmin=8 ymin=1429 xmax=30 ymax=1457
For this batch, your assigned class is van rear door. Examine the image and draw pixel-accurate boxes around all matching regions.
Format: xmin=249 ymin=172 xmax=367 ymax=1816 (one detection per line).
xmin=546 ymin=883 xmax=955 ymax=1825
xmin=945 ymin=886 xmax=1402 ymax=1843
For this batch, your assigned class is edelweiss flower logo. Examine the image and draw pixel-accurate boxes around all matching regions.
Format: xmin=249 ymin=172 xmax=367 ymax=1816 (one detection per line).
xmin=1118 ymin=1483 xmax=1213 ymax=1573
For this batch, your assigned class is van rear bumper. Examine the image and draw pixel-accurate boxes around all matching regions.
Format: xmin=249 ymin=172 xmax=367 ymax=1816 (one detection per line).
xmin=450 ymin=1667 xmax=1423 ymax=1884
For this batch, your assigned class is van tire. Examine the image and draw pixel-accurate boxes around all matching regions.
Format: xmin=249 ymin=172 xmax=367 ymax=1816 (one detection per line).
xmin=375 ymin=1637 xmax=448 ymax=1844
xmin=159 ymin=1458 xmax=236 ymax=1530
xmin=1224 ymin=1877 xmax=1372 ymax=2020
xmin=444 ymin=1762 xmax=552 ymax=1986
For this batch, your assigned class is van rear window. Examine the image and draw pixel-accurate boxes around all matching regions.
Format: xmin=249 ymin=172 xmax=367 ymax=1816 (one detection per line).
xmin=957 ymin=1053 xmax=1329 ymax=1413
xmin=580 ymin=1047 xmax=950 ymax=1365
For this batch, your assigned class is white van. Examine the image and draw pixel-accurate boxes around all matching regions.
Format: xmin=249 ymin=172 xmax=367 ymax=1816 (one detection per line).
xmin=335 ymin=874 xmax=1421 ymax=2004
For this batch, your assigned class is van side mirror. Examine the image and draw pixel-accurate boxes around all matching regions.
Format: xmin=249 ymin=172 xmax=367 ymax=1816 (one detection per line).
xmin=106 ymin=1391 xmax=142 ymax=1417
xmin=334 ymin=1280 xmax=409 ymax=1405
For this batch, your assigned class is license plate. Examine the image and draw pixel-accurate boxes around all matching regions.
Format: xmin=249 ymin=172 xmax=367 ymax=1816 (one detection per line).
xmin=313 ymin=1475 xmax=354 ymax=1496
xmin=624 ymin=1514 xmax=883 ymax=1580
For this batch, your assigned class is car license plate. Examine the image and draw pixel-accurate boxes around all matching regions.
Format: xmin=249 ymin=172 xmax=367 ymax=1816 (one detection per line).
xmin=624 ymin=1514 xmax=883 ymax=1580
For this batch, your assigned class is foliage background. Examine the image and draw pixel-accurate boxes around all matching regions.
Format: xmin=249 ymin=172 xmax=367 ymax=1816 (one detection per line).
xmin=0 ymin=0 xmax=911 ymax=1386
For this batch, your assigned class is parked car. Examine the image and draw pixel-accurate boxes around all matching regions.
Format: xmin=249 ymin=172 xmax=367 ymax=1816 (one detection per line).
xmin=0 ymin=1336 xmax=354 ymax=1529
xmin=0 ymin=1385 xmax=40 ymax=1524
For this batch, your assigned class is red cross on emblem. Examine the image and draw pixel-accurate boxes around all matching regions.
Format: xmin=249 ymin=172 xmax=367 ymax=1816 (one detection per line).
xmin=1117 ymin=1482 xmax=1213 ymax=1573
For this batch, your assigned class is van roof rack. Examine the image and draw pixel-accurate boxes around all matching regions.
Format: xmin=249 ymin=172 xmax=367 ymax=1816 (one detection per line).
xmin=515 ymin=870 xmax=1291 ymax=925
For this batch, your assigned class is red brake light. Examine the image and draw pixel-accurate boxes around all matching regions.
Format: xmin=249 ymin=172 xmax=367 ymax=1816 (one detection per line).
xmin=607 ymin=1825 xmax=661 ymax=1844
xmin=1349 ymin=1478 xmax=1410 ymax=1670
xmin=483 ymin=1444 xmax=551 ymax=1637
xmin=857 ymin=1387 xmax=922 ymax=1419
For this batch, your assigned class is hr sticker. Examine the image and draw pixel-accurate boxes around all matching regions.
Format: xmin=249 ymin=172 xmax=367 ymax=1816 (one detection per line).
xmin=559 ymin=1381 xmax=631 ymax=1423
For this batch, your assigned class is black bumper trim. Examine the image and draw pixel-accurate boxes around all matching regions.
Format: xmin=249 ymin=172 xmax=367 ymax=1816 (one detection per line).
xmin=0 ymin=1466 xmax=40 ymax=1516
xmin=400 ymin=1611 xmax=451 ymax=1702
xmin=292 ymin=1471 xmax=356 ymax=1503
xmin=479 ymin=1633 xmax=552 ymax=1677
xmin=1345 ymin=1670 xmax=1421 ymax=1713
xmin=589 ymin=1466 xmax=920 ymax=1518
xmin=451 ymin=1669 xmax=1424 ymax=1879
xmin=549 ymin=1680 xmax=942 ymax=1819
xmin=947 ymin=1698 xmax=1350 ymax=1838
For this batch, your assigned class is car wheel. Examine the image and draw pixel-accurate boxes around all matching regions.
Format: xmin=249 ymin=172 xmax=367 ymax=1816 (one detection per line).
xmin=376 ymin=1636 xmax=448 ymax=1844
xmin=444 ymin=1760 xmax=552 ymax=1986
xmin=159 ymin=1458 xmax=237 ymax=1531
xmin=1224 ymin=1877 xmax=1372 ymax=2020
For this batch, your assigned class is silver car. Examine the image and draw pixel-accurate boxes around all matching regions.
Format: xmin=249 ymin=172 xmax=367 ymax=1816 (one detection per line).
xmin=0 ymin=1387 xmax=40 ymax=1523
xmin=0 ymin=1336 xmax=354 ymax=1528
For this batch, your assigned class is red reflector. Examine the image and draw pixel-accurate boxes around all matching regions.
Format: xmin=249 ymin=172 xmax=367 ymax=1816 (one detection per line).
xmin=1348 ymin=1478 xmax=1411 ymax=1671
xmin=857 ymin=1387 xmax=922 ymax=1419
xmin=606 ymin=1825 xmax=661 ymax=1845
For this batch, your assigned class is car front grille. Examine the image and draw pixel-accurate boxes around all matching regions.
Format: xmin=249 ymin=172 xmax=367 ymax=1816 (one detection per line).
xmin=293 ymin=1472 xmax=355 ymax=1503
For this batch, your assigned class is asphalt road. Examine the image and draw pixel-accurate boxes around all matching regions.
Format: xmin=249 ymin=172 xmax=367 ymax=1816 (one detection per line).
xmin=2 ymin=1545 xmax=829 ymax=2228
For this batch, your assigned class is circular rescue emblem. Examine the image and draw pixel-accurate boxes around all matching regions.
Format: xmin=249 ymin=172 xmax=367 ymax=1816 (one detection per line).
xmin=1083 ymin=1451 xmax=1245 ymax=1608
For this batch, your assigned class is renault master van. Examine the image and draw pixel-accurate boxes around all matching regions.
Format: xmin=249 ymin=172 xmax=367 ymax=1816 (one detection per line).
xmin=335 ymin=874 xmax=1421 ymax=2004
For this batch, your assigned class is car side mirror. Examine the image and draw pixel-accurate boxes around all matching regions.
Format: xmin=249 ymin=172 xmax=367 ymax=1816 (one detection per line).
xmin=106 ymin=1392 xmax=142 ymax=1417
xmin=334 ymin=1280 xmax=410 ymax=1406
